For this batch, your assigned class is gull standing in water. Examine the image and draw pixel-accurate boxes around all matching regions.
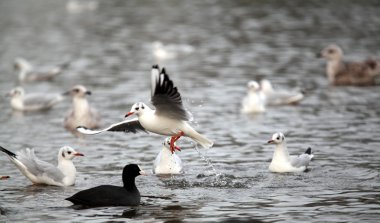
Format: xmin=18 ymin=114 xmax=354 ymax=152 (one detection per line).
xmin=77 ymin=65 xmax=213 ymax=153
xmin=317 ymin=44 xmax=380 ymax=86
xmin=6 ymin=87 xmax=64 ymax=112
xmin=64 ymin=85 xmax=101 ymax=132
xmin=267 ymin=132 xmax=314 ymax=173
xmin=14 ymin=57 xmax=70 ymax=83
xmin=241 ymin=81 xmax=266 ymax=113
xmin=153 ymin=137 xmax=183 ymax=175
xmin=260 ymin=79 xmax=304 ymax=105
xmin=0 ymin=146 xmax=83 ymax=186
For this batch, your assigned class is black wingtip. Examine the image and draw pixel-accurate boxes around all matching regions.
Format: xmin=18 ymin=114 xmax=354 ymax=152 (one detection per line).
xmin=152 ymin=64 xmax=159 ymax=69
xmin=161 ymin=67 xmax=166 ymax=74
xmin=305 ymin=147 xmax=312 ymax=155
xmin=0 ymin=146 xmax=17 ymax=158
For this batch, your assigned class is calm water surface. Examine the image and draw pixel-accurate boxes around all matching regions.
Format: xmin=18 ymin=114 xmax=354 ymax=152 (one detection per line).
xmin=0 ymin=0 xmax=379 ymax=222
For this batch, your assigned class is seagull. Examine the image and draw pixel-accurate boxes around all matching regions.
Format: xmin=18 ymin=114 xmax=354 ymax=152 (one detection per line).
xmin=153 ymin=137 xmax=183 ymax=175
xmin=241 ymin=81 xmax=266 ymax=113
xmin=77 ymin=65 xmax=213 ymax=153
xmin=66 ymin=164 xmax=145 ymax=207
xmin=260 ymin=79 xmax=304 ymax=105
xmin=64 ymin=85 xmax=101 ymax=132
xmin=152 ymin=41 xmax=194 ymax=63
xmin=14 ymin=57 xmax=70 ymax=83
xmin=317 ymin=44 xmax=380 ymax=86
xmin=0 ymin=176 xmax=10 ymax=180
xmin=0 ymin=146 xmax=84 ymax=186
xmin=6 ymin=87 xmax=64 ymax=112
xmin=267 ymin=132 xmax=314 ymax=173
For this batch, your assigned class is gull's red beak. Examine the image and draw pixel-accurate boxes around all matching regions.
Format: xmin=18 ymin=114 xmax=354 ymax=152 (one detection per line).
xmin=74 ymin=152 xmax=84 ymax=156
xmin=174 ymin=146 xmax=181 ymax=152
xmin=267 ymin=140 xmax=274 ymax=144
xmin=125 ymin=112 xmax=134 ymax=118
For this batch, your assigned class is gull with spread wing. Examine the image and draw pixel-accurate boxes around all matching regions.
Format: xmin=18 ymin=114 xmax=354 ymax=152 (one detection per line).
xmin=77 ymin=65 xmax=213 ymax=153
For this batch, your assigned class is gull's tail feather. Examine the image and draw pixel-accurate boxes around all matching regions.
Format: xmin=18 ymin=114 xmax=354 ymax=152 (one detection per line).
xmin=185 ymin=127 xmax=213 ymax=149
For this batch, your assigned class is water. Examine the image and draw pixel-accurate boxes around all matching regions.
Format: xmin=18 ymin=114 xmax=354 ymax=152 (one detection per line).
xmin=1 ymin=0 xmax=380 ymax=222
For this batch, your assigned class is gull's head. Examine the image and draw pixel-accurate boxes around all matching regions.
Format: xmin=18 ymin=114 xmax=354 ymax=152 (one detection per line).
xmin=318 ymin=44 xmax=343 ymax=61
xmin=247 ymin=81 xmax=261 ymax=92
xmin=59 ymin=146 xmax=84 ymax=160
xmin=6 ymin=87 xmax=25 ymax=98
xmin=260 ymin=79 xmax=273 ymax=93
xmin=163 ymin=137 xmax=181 ymax=152
xmin=64 ymin=85 xmax=91 ymax=98
xmin=125 ymin=102 xmax=147 ymax=118
xmin=14 ymin=57 xmax=31 ymax=71
xmin=268 ymin=132 xmax=285 ymax=144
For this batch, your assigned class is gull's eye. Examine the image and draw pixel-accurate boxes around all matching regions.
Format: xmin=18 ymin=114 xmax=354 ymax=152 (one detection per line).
xmin=135 ymin=107 xmax=139 ymax=111
xmin=68 ymin=151 xmax=72 ymax=155
xmin=328 ymin=49 xmax=334 ymax=54
xmin=141 ymin=105 xmax=145 ymax=109
xmin=277 ymin=136 xmax=280 ymax=140
xmin=73 ymin=89 xmax=80 ymax=93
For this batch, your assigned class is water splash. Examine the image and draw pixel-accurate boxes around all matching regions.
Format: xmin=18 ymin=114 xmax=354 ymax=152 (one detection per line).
xmin=193 ymin=144 xmax=220 ymax=177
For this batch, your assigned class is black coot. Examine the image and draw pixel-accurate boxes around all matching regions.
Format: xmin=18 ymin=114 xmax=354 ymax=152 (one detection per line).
xmin=66 ymin=164 xmax=145 ymax=207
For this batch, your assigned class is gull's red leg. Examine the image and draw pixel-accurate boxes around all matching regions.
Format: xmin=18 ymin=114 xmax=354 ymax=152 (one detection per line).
xmin=170 ymin=131 xmax=185 ymax=153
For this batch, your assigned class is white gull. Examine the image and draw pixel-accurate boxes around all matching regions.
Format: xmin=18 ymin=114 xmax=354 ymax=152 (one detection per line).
xmin=153 ymin=137 xmax=183 ymax=175
xmin=260 ymin=79 xmax=304 ymax=105
xmin=268 ymin=132 xmax=313 ymax=173
xmin=6 ymin=87 xmax=64 ymax=112
xmin=14 ymin=57 xmax=69 ymax=83
xmin=241 ymin=81 xmax=266 ymax=113
xmin=0 ymin=146 xmax=83 ymax=186
xmin=77 ymin=65 xmax=213 ymax=153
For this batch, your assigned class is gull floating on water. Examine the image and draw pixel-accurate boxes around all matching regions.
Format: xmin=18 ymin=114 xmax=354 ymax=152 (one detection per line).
xmin=14 ymin=57 xmax=69 ymax=83
xmin=64 ymin=85 xmax=101 ymax=132
xmin=6 ymin=87 xmax=64 ymax=112
xmin=0 ymin=146 xmax=83 ymax=186
xmin=77 ymin=65 xmax=213 ymax=153
xmin=153 ymin=137 xmax=183 ymax=175
xmin=267 ymin=132 xmax=313 ymax=173
xmin=317 ymin=44 xmax=380 ymax=86
xmin=152 ymin=41 xmax=194 ymax=63
xmin=241 ymin=81 xmax=266 ymax=113
xmin=260 ymin=79 xmax=304 ymax=105
xmin=66 ymin=164 xmax=145 ymax=207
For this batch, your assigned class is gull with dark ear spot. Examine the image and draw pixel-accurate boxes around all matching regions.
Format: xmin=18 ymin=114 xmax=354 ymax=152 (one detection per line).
xmin=153 ymin=137 xmax=183 ymax=175
xmin=65 ymin=164 xmax=145 ymax=207
xmin=267 ymin=132 xmax=314 ymax=173
xmin=77 ymin=65 xmax=213 ymax=153
xmin=64 ymin=85 xmax=101 ymax=133
xmin=5 ymin=87 xmax=64 ymax=112
xmin=318 ymin=44 xmax=380 ymax=86
xmin=0 ymin=145 xmax=83 ymax=186
xmin=14 ymin=57 xmax=70 ymax=83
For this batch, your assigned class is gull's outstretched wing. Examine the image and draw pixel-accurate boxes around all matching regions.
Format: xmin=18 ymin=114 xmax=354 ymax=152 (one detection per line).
xmin=77 ymin=118 xmax=147 ymax=135
xmin=150 ymin=65 xmax=191 ymax=121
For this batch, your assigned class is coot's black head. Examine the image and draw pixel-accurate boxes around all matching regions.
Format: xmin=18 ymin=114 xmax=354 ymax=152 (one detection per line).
xmin=122 ymin=164 xmax=145 ymax=186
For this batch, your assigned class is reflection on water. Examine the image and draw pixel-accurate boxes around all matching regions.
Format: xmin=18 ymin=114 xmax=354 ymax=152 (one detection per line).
xmin=1 ymin=0 xmax=380 ymax=222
